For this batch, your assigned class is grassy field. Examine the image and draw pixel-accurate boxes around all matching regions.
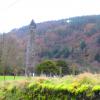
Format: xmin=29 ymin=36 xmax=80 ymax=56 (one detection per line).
xmin=0 ymin=76 xmax=25 ymax=81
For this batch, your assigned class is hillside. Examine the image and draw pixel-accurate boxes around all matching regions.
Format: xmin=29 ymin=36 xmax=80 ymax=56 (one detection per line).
xmin=0 ymin=15 xmax=100 ymax=75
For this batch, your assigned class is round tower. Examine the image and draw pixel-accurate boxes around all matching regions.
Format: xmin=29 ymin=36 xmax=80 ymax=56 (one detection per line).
xmin=25 ymin=20 xmax=37 ymax=76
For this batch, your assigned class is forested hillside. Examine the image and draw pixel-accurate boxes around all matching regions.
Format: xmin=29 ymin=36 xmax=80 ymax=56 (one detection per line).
xmin=0 ymin=15 xmax=100 ymax=74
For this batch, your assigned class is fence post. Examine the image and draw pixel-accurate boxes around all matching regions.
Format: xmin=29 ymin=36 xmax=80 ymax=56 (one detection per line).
xmin=59 ymin=67 xmax=62 ymax=77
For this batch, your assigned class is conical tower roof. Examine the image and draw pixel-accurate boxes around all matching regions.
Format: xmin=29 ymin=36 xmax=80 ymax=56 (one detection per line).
xmin=30 ymin=20 xmax=36 ymax=28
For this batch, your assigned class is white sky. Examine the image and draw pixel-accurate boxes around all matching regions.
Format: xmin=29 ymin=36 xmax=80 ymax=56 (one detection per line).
xmin=0 ymin=0 xmax=100 ymax=33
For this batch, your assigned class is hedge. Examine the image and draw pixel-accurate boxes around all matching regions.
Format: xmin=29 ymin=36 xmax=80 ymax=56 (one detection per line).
xmin=0 ymin=73 xmax=100 ymax=100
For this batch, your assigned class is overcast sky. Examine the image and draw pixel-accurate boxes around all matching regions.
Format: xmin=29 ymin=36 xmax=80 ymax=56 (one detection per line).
xmin=0 ymin=0 xmax=100 ymax=33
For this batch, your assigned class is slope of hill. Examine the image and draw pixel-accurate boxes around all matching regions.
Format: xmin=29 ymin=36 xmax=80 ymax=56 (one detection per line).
xmin=2 ymin=15 xmax=100 ymax=74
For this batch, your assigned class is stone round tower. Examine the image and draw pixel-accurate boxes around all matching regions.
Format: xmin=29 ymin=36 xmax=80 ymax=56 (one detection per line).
xmin=25 ymin=20 xmax=37 ymax=76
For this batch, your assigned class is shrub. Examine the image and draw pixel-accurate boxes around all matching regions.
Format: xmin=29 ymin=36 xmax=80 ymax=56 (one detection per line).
xmin=35 ymin=60 xmax=59 ymax=75
xmin=55 ymin=60 xmax=70 ymax=75
xmin=0 ymin=73 xmax=100 ymax=100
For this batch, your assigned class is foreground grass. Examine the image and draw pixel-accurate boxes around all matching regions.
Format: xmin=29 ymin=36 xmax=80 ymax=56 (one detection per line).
xmin=0 ymin=76 xmax=25 ymax=81
xmin=0 ymin=73 xmax=100 ymax=100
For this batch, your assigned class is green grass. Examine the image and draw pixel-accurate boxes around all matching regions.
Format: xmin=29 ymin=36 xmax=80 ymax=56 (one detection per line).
xmin=0 ymin=76 xmax=25 ymax=81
